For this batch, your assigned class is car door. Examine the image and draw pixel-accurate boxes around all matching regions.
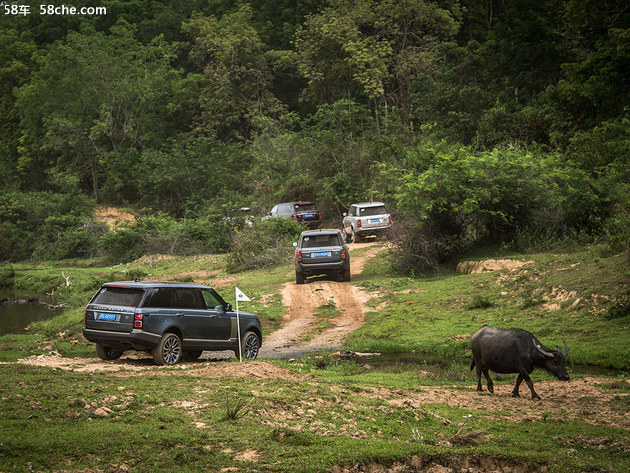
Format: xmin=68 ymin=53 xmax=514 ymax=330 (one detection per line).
xmin=173 ymin=288 xmax=232 ymax=345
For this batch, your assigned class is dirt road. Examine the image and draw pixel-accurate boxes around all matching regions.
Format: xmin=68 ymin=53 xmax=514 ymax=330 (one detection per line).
xmin=258 ymin=242 xmax=381 ymax=358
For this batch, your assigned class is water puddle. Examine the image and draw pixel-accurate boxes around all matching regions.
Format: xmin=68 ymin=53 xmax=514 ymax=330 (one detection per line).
xmin=0 ymin=288 xmax=64 ymax=335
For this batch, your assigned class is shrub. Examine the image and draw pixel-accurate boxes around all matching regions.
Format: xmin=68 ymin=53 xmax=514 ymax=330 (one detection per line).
xmin=0 ymin=191 xmax=97 ymax=261
xmin=0 ymin=265 xmax=15 ymax=287
xmin=226 ymin=219 xmax=305 ymax=273
xmin=378 ymin=143 xmax=620 ymax=273
xmin=98 ymin=214 xmax=232 ymax=263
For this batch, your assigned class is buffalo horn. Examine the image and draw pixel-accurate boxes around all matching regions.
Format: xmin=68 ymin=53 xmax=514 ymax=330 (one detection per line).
xmin=534 ymin=341 xmax=555 ymax=358
xmin=563 ymin=340 xmax=569 ymax=357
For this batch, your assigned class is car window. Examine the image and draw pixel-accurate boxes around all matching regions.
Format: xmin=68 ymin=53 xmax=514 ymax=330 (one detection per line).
xmin=295 ymin=203 xmax=316 ymax=211
xmin=143 ymin=288 xmax=174 ymax=308
xmin=360 ymin=206 xmax=387 ymax=216
xmin=202 ymin=289 xmax=224 ymax=310
xmin=279 ymin=204 xmax=293 ymax=215
xmin=301 ymin=234 xmax=340 ymax=248
xmin=92 ymin=287 xmax=145 ymax=307
xmin=174 ymin=288 xmax=206 ymax=309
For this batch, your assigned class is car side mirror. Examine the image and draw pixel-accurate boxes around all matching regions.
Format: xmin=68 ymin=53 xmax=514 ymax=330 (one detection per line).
xmin=225 ymin=302 xmax=232 ymax=311
xmin=343 ymin=212 xmax=347 ymax=217
xmin=292 ymin=242 xmax=298 ymax=247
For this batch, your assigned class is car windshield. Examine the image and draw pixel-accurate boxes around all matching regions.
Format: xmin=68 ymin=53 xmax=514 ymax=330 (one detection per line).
xmin=92 ymin=287 xmax=145 ymax=307
xmin=360 ymin=205 xmax=387 ymax=216
xmin=295 ymin=203 xmax=316 ymax=211
xmin=302 ymin=234 xmax=340 ymax=248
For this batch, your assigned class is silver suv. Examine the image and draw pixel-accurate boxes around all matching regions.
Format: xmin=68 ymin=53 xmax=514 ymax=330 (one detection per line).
xmin=83 ymin=281 xmax=262 ymax=365
xmin=342 ymin=202 xmax=392 ymax=243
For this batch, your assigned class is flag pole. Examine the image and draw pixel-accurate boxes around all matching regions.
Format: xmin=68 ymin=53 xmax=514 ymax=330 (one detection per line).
xmin=235 ymin=287 xmax=250 ymax=363
xmin=236 ymin=296 xmax=242 ymax=363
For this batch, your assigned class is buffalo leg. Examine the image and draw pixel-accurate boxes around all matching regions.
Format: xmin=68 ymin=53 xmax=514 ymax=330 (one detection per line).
xmin=512 ymin=375 xmax=523 ymax=397
xmin=513 ymin=374 xmax=541 ymax=400
xmin=482 ymin=369 xmax=494 ymax=393
xmin=523 ymin=374 xmax=541 ymax=400
xmin=475 ymin=365 xmax=484 ymax=392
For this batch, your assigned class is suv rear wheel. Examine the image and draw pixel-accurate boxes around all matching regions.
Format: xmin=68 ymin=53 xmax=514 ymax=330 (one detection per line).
xmin=153 ymin=332 xmax=182 ymax=365
xmin=95 ymin=343 xmax=123 ymax=361
xmin=295 ymin=270 xmax=305 ymax=284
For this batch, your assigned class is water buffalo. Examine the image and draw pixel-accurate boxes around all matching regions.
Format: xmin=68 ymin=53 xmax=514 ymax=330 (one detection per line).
xmin=470 ymin=325 xmax=569 ymax=400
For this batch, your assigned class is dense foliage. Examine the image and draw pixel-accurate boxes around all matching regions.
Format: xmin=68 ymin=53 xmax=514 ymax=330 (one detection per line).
xmin=1 ymin=0 xmax=628 ymax=269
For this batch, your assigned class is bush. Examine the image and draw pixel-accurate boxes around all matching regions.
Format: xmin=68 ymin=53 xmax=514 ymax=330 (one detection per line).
xmin=98 ymin=213 xmax=232 ymax=263
xmin=0 ymin=191 xmax=97 ymax=262
xmin=226 ymin=219 xmax=305 ymax=273
xmin=379 ymin=143 xmax=620 ymax=273
xmin=0 ymin=265 xmax=15 ymax=287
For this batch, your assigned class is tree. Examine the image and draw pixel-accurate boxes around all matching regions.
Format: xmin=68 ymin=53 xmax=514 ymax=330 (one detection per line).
xmin=295 ymin=0 xmax=462 ymax=126
xmin=16 ymin=22 xmax=181 ymax=202
xmin=183 ymin=6 xmax=287 ymax=139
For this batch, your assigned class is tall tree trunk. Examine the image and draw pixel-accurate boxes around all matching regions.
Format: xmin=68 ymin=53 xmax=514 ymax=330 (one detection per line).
xmin=91 ymin=159 xmax=99 ymax=203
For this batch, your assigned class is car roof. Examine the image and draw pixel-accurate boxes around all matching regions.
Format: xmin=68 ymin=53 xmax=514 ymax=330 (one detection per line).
xmin=351 ymin=202 xmax=386 ymax=207
xmin=280 ymin=201 xmax=315 ymax=205
xmin=102 ymin=281 xmax=213 ymax=290
xmin=300 ymin=228 xmax=341 ymax=237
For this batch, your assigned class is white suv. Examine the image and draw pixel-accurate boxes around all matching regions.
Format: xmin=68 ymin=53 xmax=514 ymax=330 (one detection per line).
xmin=342 ymin=202 xmax=392 ymax=243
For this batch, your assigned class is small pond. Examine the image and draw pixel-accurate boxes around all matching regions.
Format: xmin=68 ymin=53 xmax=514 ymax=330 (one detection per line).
xmin=0 ymin=288 xmax=64 ymax=335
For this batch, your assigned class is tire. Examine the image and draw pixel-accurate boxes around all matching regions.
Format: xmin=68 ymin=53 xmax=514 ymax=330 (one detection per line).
xmin=152 ymin=332 xmax=182 ymax=365
xmin=351 ymin=228 xmax=361 ymax=244
xmin=236 ymin=330 xmax=260 ymax=360
xmin=182 ymin=350 xmax=203 ymax=361
xmin=95 ymin=343 xmax=123 ymax=361
xmin=343 ymin=266 xmax=351 ymax=282
xmin=296 ymin=270 xmax=305 ymax=285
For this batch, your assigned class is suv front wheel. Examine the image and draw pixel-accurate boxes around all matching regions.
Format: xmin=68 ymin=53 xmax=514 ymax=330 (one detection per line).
xmin=236 ymin=330 xmax=260 ymax=360
xmin=153 ymin=332 xmax=182 ymax=365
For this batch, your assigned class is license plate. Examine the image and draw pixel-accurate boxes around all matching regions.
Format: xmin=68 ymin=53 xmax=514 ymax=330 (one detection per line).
xmin=369 ymin=218 xmax=380 ymax=223
xmin=313 ymin=251 xmax=331 ymax=258
xmin=304 ymin=214 xmax=313 ymax=218
xmin=97 ymin=312 xmax=117 ymax=321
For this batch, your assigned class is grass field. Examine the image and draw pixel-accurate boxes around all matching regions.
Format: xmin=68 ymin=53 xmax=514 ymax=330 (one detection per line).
xmin=0 ymin=243 xmax=628 ymax=472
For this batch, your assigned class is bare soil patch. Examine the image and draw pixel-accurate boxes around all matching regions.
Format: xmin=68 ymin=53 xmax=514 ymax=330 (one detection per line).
xmin=94 ymin=206 xmax=135 ymax=229
xmin=456 ymin=259 xmax=534 ymax=274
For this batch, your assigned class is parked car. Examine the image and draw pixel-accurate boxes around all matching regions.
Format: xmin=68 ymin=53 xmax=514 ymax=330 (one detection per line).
xmin=83 ymin=281 xmax=262 ymax=365
xmin=225 ymin=207 xmax=254 ymax=226
xmin=264 ymin=201 xmax=321 ymax=228
xmin=342 ymin=202 xmax=392 ymax=243
xmin=293 ymin=229 xmax=350 ymax=284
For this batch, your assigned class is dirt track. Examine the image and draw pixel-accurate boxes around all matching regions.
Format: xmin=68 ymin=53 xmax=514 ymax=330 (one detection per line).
xmin=259 ymin=241 xmax=381 ymax=357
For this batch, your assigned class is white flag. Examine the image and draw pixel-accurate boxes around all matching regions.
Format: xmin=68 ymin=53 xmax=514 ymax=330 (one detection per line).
xmin=235 ymin=287 xmax=251 ymax=302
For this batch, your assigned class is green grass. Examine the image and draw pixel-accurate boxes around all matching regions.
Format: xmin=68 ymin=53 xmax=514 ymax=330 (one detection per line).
xmin=348 ymin=245 xmax=630 ymax=370
xmin=1 ymin=363 xmax=627 ymax=473
xmin=0 ymin=244 xmax=628 ymax=472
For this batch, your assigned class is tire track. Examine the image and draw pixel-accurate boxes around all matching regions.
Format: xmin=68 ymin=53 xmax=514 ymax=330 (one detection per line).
xmin=259 ymin=242 xmax=383 ymax=358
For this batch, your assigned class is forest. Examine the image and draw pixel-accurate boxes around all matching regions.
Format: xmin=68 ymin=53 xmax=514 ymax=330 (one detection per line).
xmin=1 ymin=0 xmax=628 ymax=271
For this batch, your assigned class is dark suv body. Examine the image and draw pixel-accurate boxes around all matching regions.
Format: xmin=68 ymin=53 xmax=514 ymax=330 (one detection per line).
xmin=83 ymin=281 xmax=262 ymax=365
xmin=294 ymin=229 xmax=350 ymax=284
xmin=264 ymin=202 xmax=321 ymax=228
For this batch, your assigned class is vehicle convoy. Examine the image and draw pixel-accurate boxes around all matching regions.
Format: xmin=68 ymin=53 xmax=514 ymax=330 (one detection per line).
xmin=83 ymin=281 xmax=262 ymax=365
xmin=264 ymin=201 xmax=321 ymax=228
xmin=470 ymin=325 xmax=569 ymax=400
xmin=342 ymin=202 xmax=392 ymax=243
xmin=294 ymin=229 xmax=350 ymax=284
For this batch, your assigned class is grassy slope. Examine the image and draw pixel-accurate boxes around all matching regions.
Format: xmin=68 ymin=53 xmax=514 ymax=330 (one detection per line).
xmin=348 ymin=245 xmax=630 ymax=370
xmin=0 ymin=244 xmax=628 ymax=472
